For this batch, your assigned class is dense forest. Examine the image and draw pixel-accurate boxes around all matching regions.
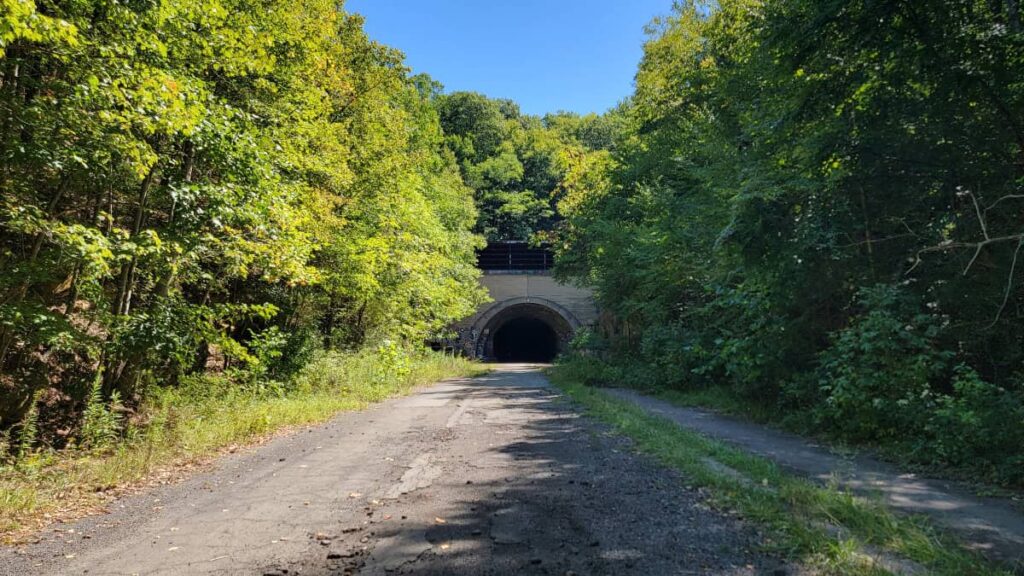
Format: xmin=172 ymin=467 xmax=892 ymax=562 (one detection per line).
xmin=554 ymin=0 xmax=1024 ymax=486
xmin=0 ymin=0 xmax=611 ymax=462
xmin=434 ymin=91 xmax=621 ymax=241
xmin=3 ymin=0 xmax=1024 ymax=492
xmin=0 ymin=0 xmax=494 ymax=454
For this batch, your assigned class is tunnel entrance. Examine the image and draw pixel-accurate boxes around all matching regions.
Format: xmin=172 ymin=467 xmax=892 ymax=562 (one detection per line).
xmin=492 ymin=316 xmax=559 ymax=362
xmin=477 ymin=301 xmax=575 ymax=363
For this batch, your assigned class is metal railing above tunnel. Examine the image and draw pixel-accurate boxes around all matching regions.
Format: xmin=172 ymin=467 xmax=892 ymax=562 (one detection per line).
xmin=476 ymin=241 xmax=554 ymax=272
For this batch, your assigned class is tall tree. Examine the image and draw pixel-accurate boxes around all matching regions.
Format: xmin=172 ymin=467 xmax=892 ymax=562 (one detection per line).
xmin=0 ymin=0 xmax=484 ymax=445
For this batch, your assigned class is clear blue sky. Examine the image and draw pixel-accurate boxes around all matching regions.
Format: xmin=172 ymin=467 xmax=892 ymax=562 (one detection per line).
xmin=345 ymin=0 xmax=675 ymax=116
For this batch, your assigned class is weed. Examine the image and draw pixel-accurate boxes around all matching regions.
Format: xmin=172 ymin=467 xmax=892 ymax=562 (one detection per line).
xmin=79 ymin=370 xmax=123 ymax=451
xmin=548 ymin=365 xmax=1010 ymax=576
xmin=15 ymin=390 xmax=41 ymax=461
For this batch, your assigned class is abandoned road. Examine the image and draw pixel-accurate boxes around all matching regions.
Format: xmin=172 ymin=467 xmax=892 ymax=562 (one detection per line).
xmin=0 ymin=365 xmax=782 ymax=576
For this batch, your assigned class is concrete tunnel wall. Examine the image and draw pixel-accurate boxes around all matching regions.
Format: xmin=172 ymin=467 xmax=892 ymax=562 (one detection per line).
xmin=447 ymin=272 xmax=598 ymax=361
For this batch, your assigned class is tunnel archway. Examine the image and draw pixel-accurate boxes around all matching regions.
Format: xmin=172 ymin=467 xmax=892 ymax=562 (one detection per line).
xmin=473 ymin=299 xmax=578 ymax=362
xmin=493 ymin=316 xmax=559 ymax=362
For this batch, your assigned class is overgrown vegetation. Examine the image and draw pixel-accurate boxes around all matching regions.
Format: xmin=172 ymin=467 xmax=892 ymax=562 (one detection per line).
xmin=0 ymin=1 xmax=487 ymax=459
xmin=4 ymin=0 xmax=1024 ymax=551
xmin=553 ymin=0 xmax=1024 ymax=487
xmin=0 ymin=348 xmax=485 ymax=539
xmin=549 ymin=365 xmax=1010 ymax=575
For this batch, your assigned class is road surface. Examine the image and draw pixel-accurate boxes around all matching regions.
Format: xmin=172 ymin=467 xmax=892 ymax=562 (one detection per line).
xmin=605 ymin=388 xmax=1024 ymax=567
xmin=1 ymin=365 xmax=779 ymax=575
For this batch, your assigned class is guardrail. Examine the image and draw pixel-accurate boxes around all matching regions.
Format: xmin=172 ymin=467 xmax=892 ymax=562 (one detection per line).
xmin=477 ymin=242 xmax=554 ymax=271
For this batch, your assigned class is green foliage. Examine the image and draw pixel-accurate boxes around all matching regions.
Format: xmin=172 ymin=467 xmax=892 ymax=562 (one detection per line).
xmin=568 ymin=327 xmax=607 ymax=357
xmin=555 ymin=0 xmax=1024 ymax=486
xmin=803 ymin=286 xmax=951 ymax=441
xmin=79 ymin=372 xmax=122 ymax=452
xmin=15 ymin=391 xmax=39 ymax=461
xmin=242 ymin=327 xmax=288 ymax=381
xmin=372 ymin=340 xmax=413 ymax=387
xmin=0 ymin=1 xmax=484 ymax=455
xmin=925 ymin=366 xmax=1024 ymax=485
xmin=435 ymin=92 xmax=616 ymax=241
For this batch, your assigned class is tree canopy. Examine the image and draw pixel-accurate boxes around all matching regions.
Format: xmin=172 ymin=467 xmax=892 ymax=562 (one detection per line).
xmin=434 ymin=91 xmax=620 ymax=242
xmin=0 ymin=0 xmax=484 ymax=439
xmin=554 ymin=0 xmax=1024 ymax=485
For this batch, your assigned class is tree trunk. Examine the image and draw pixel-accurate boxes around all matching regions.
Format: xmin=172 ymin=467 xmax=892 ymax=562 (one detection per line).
xmin=156 ymin=141 xmax=194 ymax=298
xmin=113 ymin=165 xmax=159 ymax=316
xmin=1008 ymin=0 xmax=1022 ymax=33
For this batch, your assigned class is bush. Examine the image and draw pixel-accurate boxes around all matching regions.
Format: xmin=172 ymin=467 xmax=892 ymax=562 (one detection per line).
xmin=79 ymin=372 xmax=124 ymax=452
xmin=548 ymin=354 xmax=616 ymax=387
xmin=688 ymin=285 xmax=799 ymax=397
xmin=238 ymin=326 xmax=290 ymax=384
xmin=809 ymin=285 xmax=952 ymax=441
xmin=373 ymin=341 xmax=412 ymax=387
xmin=568 ymin=327 xmax=607 ymax=357
xmin=924 ymin=366 xmax=1024 ymax=485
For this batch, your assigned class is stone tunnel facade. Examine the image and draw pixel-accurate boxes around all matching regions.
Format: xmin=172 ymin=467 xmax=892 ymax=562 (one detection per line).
xmin=448 ymin=272 xmax=598 ymax=362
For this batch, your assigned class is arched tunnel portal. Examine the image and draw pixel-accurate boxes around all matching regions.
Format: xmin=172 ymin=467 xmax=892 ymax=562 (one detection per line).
xmin=472 ymin=298 xmax=580 ymax=363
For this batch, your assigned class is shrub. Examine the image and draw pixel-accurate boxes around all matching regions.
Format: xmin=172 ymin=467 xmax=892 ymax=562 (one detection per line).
xmin=924 ymin=366 xmax=1024 ymax=485
xmin=683 ymin=285 xmax=795 ymax=397
xmin=811 ymin=285 xmax=952 ymax=442
xmin=569 ymin=327 xmax=607 ymax=357
xmin=373 ymin=341 xmax=412 ymax=387
xmin=241 ymin=326 xmax=290 ymax=384
xmin=79 ymin=372 xmax=123 ymax=452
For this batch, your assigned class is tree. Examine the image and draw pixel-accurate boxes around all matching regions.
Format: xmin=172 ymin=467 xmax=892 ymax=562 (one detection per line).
xmin=0 ymin=0 xmax=484 ymax=449
xmin=554 ymin=0 xmax=1024 ymax=484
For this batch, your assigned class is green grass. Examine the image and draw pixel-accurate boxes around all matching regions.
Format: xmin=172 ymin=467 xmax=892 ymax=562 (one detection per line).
xmin=547 ymin=364 xmax=1011 ymax=576
xmin=0 ymin=349 xmax=486 ymax=540
xmin=631 ymin=380 xmax=1024 ymax=500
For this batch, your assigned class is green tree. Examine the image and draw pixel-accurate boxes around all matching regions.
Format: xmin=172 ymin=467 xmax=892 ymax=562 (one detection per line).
xmin=0 ymin=0 xmax=484 ymax=452
xmin=435 ymin=91 xmax=616 ymax=242
xmin=555 ymin=0 xmax=1024 ymax=484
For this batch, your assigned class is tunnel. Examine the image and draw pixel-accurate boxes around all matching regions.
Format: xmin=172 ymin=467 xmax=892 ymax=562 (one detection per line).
xmin=492 ymin=316 xmax=559 ymax=362
xmin=479 ymin=301 xmax=575 ymax=363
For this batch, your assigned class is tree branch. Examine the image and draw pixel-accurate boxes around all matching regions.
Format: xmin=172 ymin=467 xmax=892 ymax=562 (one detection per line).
xmin=987 ymin=236 xmax=1024 ymax=328
xmin=907 ymin=233 xmax=1024 ymax=275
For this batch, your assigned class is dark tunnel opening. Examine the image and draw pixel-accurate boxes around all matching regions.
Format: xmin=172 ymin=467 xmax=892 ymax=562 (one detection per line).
xmin=492 ymin=316 xmax=559 ymax=363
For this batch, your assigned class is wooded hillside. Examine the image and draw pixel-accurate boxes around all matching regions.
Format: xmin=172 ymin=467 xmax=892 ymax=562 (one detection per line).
xmin=0 ymin=0 xmax=486 ymax=452
xmin=554 ymin=0 xmax=1024 ymax=486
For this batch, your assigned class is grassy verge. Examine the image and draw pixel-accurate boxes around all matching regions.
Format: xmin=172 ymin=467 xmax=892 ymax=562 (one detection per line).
xmin=0 ymin=349 xmax=486 ymax=541
xmin=562 ymin=356 xmax=1024 ymax=496
xmin=548 ymin=364 xmax=1010 ymax=576
xmin=648 ymin=387 xmax=1024 ymax=502
xmin=656 ymin=386 xmax=781 ymax=424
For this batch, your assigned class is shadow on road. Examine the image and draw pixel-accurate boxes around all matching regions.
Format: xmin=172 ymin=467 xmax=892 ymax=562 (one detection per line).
xmin=290 ymin=366 xmax=775 ymax=576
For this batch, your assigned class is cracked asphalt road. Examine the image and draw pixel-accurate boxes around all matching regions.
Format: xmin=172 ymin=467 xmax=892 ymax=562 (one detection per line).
xmin=0 ymin=365 xmax=780 ymax=575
